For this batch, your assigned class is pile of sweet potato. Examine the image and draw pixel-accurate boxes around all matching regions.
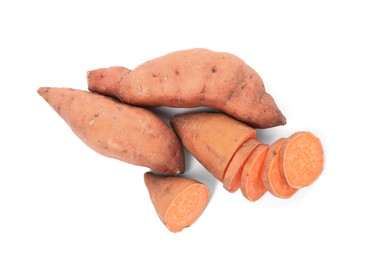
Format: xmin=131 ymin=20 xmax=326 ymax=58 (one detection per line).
xmin=38 ymin=48 xmax=324 ymax=232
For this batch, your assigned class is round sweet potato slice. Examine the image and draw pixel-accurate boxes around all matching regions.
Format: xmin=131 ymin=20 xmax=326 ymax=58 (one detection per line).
xmin=262 ymin=138 xmax=298 ymax=198
xmin=240 ymin=144 xmax=269 ymax=201
xmin=279 ymin=131 xmax=324 ymax=188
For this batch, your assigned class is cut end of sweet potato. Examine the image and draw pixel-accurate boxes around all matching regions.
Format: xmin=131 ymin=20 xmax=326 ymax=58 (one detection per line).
xmin=280 ymin=131 xmax=324 ymax=189
xmin=164 ymin=183 xmax=209 ymax=232
xmin=144 ymin=172 xmax=209 ymax=233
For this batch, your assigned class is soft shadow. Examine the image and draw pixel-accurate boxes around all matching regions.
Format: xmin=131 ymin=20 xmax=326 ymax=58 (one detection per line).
xmin=181 ymin=148 xmax=219 ymax=202
xmin=148 ymin=106 xmax=218 ymax=126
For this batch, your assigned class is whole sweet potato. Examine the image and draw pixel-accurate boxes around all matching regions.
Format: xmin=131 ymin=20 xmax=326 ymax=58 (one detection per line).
xmin=37 ymin=87 xmax=184 ymax=174
xmin=87 ymin=48 xmax=286 ymax=128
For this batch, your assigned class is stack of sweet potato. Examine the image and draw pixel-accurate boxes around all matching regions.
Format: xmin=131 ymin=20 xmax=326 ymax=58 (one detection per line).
xmin=38 ymin=48 xmax=324 ymax=232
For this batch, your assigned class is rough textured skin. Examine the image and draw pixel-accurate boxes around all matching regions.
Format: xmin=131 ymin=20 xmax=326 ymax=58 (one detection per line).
xmin=144 ymin=172 xmax=209 ymax=233
xmin=170 ymin=112 xmax=256 ymax=182
xmin=87 ymin=48 xmax=286 ymax=128
xmin=37 ymin=87 xmax=184 ymax=174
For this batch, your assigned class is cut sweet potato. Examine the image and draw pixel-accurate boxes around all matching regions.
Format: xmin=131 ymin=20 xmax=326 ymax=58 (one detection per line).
xmin=223 ymin=138 xmax=261 ymax=193
xmin=144 ymin=172 xmax=209 ymax=233
xmin=279 ymin=131 xmax=324 ymax=188
xmin=170 ymin=112 xmax=256 ymax=182
xmin=262 ymin=138 xmax=298 ymax=198
xmin=240 ymin=144 xmax=269 ymax=201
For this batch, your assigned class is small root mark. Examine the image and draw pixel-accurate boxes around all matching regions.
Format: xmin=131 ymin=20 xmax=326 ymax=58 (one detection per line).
xmin=199 ymin=84 xmax=206 ymax=105
xmin=223 ymin=90 xmax=235 ymax=106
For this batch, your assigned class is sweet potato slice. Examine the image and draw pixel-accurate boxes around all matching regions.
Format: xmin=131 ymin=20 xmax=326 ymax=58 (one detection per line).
xmin=144 ymin=172 xmax=209 ymax=233
xmin=240 ymin=144 xmax=269 ymax=201
xmin=279 ymin=131 xmax=324 ymax=188
xmin=262 ymin=138 xmax=298 ymax=198
xmin=223 ymin=138 xmax=261 ymax=193
xmin=170 ymin=112 xmax=256 ymax=182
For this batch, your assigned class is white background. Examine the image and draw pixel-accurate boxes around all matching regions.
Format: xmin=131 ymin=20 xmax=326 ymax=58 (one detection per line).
xmin=1 ymin=0 xmax=372 ymax=259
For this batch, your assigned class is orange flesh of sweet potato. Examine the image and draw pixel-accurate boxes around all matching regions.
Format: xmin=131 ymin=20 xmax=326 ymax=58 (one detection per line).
xmin=240 ymin=144 xmax=269 ymax=201
xmin=223 ymin=138 xmax=261 ymax=193
xmin=144 ymin=172 xmax=209 ymax=233
xmin=37 ymin=87 xmax=184 ymax=174
xmin=87 ymin=48 xmax=286 ymax=128
xmin=170 ymin=112 xmax=256 ymax=182
xmin=262 ymin=138 xmax=298 ymax=199
xmin=279 ymin=131 xmax=324 ymax=188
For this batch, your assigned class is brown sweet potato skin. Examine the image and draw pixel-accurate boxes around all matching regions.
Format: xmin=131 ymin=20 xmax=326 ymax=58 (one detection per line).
xmin=87 ymin=48 xmax=286 ymax=128
xmin=37 ymin=87 xmax=184 ymax=174
xmin=170 ymin=112 xmax=256 ymax=181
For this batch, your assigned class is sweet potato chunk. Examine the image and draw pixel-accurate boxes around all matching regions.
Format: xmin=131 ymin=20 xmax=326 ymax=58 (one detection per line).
xmin=144 ymin=172 xmax=209 ymax=232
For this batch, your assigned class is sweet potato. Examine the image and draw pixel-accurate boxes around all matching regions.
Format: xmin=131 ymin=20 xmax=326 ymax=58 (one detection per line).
xmin=223 ymin=138 xmax=261 ymax=193
xmin=87 ymin=48 xmax=286 ymax=128
xmin=37 ymin=87 xmax=184 ymax=174
xmin=240 ymin=144 xmax=269 ymax=201
xmin=279 ymin=131 xmax=324 ymax=188
xmin=144 ymin=172 xmax=209 ymax=232
xmin=170 ymin=112 xmax=256 ymax=181
xmin=262 ymin=138 xmax=298 ymax=198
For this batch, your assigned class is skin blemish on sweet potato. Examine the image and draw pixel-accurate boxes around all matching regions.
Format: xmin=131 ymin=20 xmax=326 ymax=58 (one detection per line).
xmin=211 ymin=66 xmax=217 ymax=73
xmin=239 ymin=81 xmax=247 ymax=90
xmin=199 ymin=84 xmax=206 ymax=104
xmin=117 ymin=76 xmax=124 ymax=85
xmin=88 ymin=118 xmax=95 ymax=126
xmin=224 ymin=90 xmax=235 ymax=105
